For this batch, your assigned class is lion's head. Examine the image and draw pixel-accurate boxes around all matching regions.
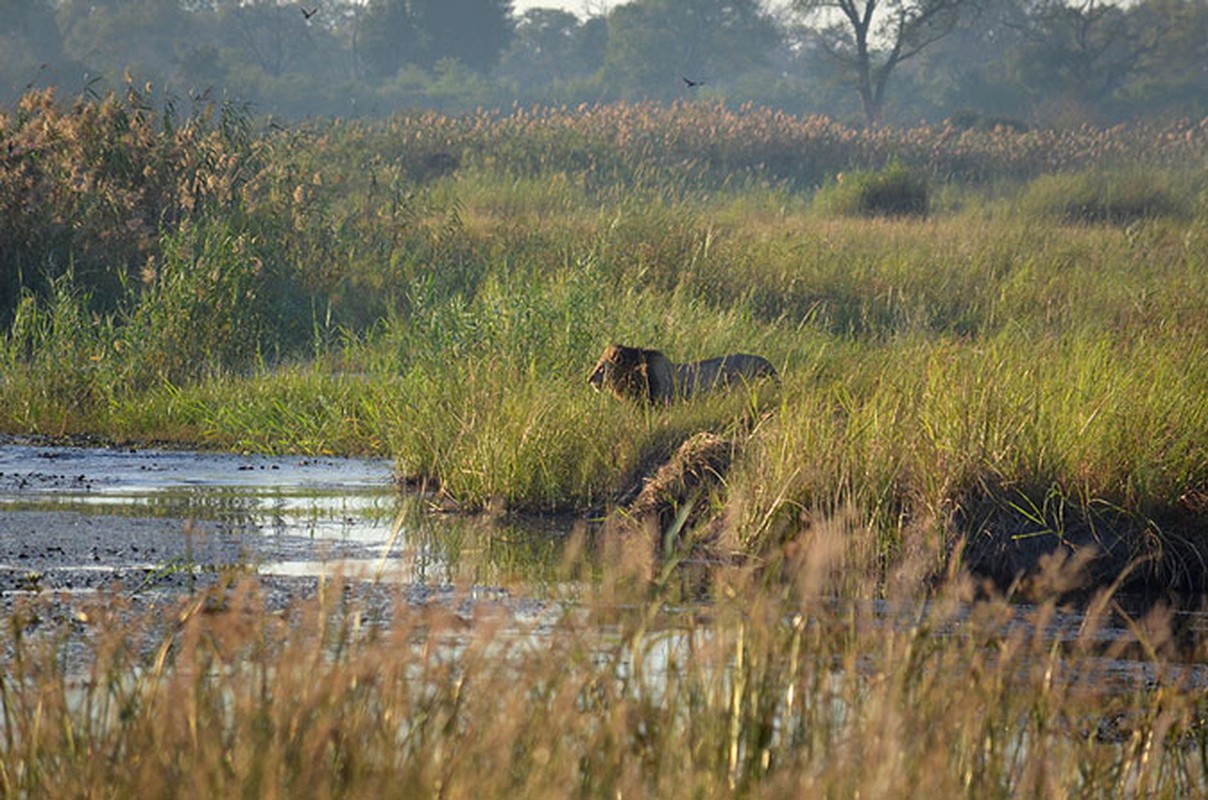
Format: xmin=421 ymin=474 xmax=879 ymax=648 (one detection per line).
xmin=588 ymin=344 xmax=675 ymax=404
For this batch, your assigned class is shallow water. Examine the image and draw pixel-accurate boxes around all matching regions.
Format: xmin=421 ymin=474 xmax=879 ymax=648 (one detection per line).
xmin=2 ymin=442 xmax=1207 ymax=666
xmin=0 ymin=442 xmax=445 ymax=594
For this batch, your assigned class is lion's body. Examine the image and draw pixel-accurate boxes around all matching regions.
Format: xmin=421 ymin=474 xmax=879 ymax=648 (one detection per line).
xmin=588 ymin=344 xmax=777 ymax=404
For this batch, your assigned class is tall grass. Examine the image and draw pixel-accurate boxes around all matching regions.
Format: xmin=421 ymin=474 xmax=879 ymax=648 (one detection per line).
xmin=3 ymin=88 xmax=1208 ymax=581
xmin=1 ymin=551 xmax=1205 ymax=798
xmin=4 ymin=90 xmax=1208 ymax=796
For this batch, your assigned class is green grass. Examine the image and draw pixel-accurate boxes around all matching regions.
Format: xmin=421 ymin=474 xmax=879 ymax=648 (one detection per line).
xmin=3 ymin=191 xmax=1207 ymax=586
xmin=2 ymin=91 xmax=1208 ymax=586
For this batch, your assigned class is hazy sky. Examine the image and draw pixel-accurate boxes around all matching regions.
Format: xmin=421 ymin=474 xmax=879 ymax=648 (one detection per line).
xmin=510 ymin=1 xmax=791 ymax=19
xmin=511 ymin=1 xmax=600 ymax=17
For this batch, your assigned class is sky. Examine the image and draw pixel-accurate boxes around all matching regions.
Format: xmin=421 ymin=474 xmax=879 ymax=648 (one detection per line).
xmin=512 ymin=0 xmax=597 ymax=16
xmin=510 ymin=1 xmax=792 ymax=19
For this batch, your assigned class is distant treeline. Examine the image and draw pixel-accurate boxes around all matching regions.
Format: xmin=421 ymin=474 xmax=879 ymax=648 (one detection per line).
xmin=1 ymin=0 xmax=1206 ymax=126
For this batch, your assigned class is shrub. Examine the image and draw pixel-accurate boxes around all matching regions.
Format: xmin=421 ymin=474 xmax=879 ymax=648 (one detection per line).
xmin=1019 ymin=168 xmax=1192 ymax=225
xmin=813 ymin=162 xmax=929 ymax=218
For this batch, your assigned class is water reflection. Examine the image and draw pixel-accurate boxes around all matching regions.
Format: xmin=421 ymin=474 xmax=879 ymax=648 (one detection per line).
xmin=4 ymin=442 xmax=1207 ymax=666
xmin=0 ymin=442 xmax=571 ymax=588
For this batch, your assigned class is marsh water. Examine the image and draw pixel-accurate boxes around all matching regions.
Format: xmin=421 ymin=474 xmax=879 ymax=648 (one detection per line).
xmin=0 ymin=440 xmax=563 ymax=602
xmin=2 ymin=441 xmax=1207 ymax=689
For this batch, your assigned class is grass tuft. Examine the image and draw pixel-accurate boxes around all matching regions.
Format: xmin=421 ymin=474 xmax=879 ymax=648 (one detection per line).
xmin=813 ymin=162 xmax=930 ymax=218
xmin=1019 ymin=167 xmax=1198 ymax=225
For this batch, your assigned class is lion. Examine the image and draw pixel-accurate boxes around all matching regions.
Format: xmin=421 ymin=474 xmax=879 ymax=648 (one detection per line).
xmin=588 ymin=343 xmax=777 ymax=405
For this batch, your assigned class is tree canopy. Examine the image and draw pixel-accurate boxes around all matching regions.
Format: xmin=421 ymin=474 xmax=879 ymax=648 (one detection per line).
xmin=1 ymin=0 xmax=1204 ymax=126
xmin=791 ymin=0 xmax=966 ymax=124
xmin=603 ymin=0 xmax=780 ymax=102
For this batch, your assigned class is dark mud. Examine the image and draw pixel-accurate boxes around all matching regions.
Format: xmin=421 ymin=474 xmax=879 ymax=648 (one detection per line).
xmin=0 ymin=439 xmax=571 ymax=648
xmin=0 ymin=440 xmax=401 ymax=599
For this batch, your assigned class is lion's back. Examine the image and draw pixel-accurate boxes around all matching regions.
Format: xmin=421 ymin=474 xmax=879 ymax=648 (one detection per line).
xmin=676 ymin=353 xmax=777 ymax=397
xmin=590 ymin=344 xmax=776 ymax=404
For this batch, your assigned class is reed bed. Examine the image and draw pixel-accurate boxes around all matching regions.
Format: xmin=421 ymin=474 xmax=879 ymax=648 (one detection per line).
xmin=1 ymin=547 xmax=1206 ymax=799
xmin=4 ymin=88 xmax=1208 ymax=796
xmin=2 ymin=88 xmax=1208 ymax=576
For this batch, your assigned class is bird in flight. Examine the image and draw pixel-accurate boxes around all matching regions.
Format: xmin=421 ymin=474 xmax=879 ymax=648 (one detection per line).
xmin=301 ymin=6 xmax=318 ymax=20
xmin=682 ymin=76 xmax=705 ymax=88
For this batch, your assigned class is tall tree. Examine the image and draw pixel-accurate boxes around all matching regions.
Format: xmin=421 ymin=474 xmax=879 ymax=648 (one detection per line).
xmin=359 ymin=0 xmax=423 ymax=78
xmin=791 ymin=0 xmax=967 ymax=124
xmin=411 ymin=0 xmax=513 ymax=73
xmin=497 ymin=9 xmax=608 ymax=91
xmin=1122 ymin=0 xmax=1208 ymax=119
xmin=57 ymin=0 xmax=192 ymax=83
xmin=901 ymin=0 xmax=1033 ymax=122
xmin=216 ymin=0 xmax=313 ymax=78
xmin=360 ymin=0 xmax=512 ymax=77
xmin=603 ymin=0 xmax=780 ymax=101
xmin=1013 ymin=0 xmax=1166 ymax=121
xmin=498 ymin=9 xmax=581 ymax=87
xmin=572 ymin=15 xmax=609 ymax=78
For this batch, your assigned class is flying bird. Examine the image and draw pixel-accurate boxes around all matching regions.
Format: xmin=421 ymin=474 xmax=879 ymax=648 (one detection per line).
xmin=301 ymin=6 xmax=318 ymax=20
xmin=682 ymin=76 xmax=705 ymax=88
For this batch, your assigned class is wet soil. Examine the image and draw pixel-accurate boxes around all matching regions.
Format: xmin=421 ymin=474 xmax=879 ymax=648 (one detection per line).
xmin=0 ymin=438 xmax=400 ymax=600
xmin=3 ymin=441 xmax=1207 ymax=701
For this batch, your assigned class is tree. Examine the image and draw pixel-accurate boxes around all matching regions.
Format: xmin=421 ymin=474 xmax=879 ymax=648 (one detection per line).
xmin=603 ymin=0 xmax=780 ymax=101
xmin=899 ymin=0 xmax=1034 ymax=122
xmin=215 ymin=0 xmax=314 ymax=78
xmin=57 ymin=0 xmax=192 ymax=83
xmin=899 ymin=0 xmax=1198 ymax=124
xmin=1122 ymin=0 xmax=1208 ymax=119
xmin=498 ymin=9 xmax=580 ymax=87
xmin=359 ymin=0 xmax=512 ymax=78
xmin=572 ymin=15 xmax=609 ymax=78
xmin=359 ymin=0 xmax=423 ymax=79
xmin=1012 ymin=0 xmax=1166 ymax=122
xmin=497 ymin=8 xmax=608 ymax=91
xmin=411 ymin=0 xmax=514 ymax=74
xmin=791 ymin=0 xmax=967 ymax=124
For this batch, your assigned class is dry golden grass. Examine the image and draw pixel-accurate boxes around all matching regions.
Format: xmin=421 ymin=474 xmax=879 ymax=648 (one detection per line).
xmin=2 ymin=532 xmax=1206 ymax=798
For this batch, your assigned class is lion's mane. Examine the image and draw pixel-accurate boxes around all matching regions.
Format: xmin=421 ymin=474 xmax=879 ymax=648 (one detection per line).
xmin=588 ymin=344 xmax=776 ymax=405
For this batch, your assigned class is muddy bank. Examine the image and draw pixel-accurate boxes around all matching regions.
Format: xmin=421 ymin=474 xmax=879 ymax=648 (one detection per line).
xmin=0 ymin=440 xmax=401 ymax=600
xmin=0 ymin=509 xmax=386 ymax=595
xmin=957 ymin=484 xmax=1208 ymax=598
xmin=4 ymin=437 xmax=1206 ymax=605
xmin=601 ymin=431 xmax=1208 ymax=599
